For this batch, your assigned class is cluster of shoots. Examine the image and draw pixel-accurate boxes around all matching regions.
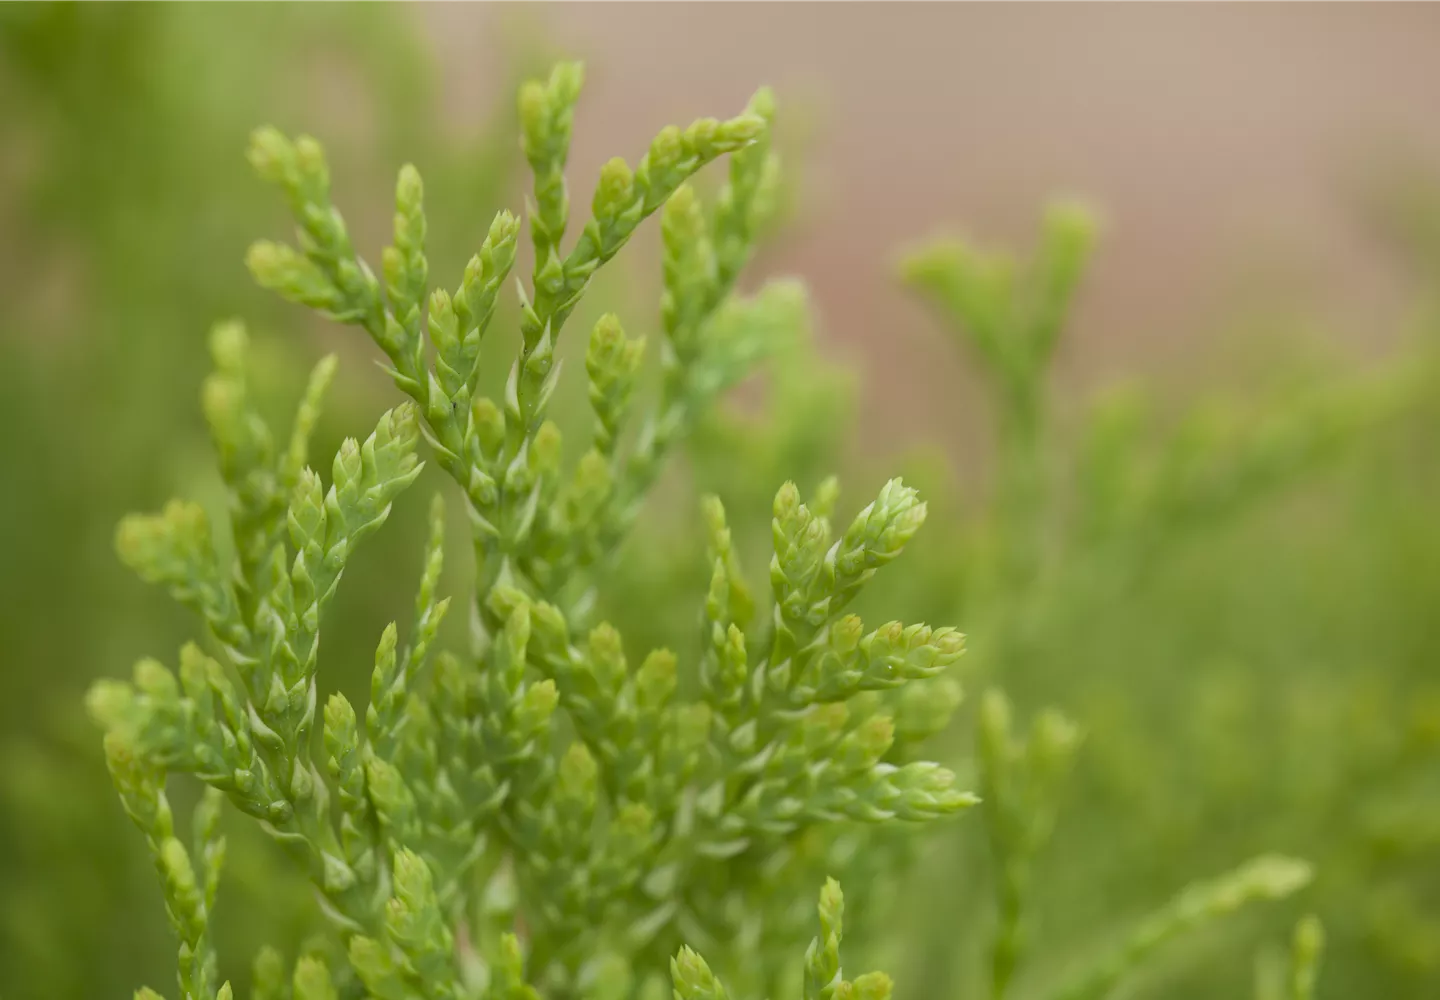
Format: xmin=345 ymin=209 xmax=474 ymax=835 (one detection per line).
xmin=86 ymin=48 xmax=1350 ymax=1000
xmin=92 ymin=62 xmax=975 ymax=1000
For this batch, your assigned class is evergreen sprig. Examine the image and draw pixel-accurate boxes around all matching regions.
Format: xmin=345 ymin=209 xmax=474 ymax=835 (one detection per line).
xmin=976 ymin=691 xmax=1081 ymax=1000
xmin=902 ymin=200 xmax=1423 ymax=595
xmin=93 ymin=62 xmax=973 ymax=1000
xmin=1254 ymin=916 xmax=1325 ymax=1000
xmin=1049 ymin=855 xmax=1314 ymax=1000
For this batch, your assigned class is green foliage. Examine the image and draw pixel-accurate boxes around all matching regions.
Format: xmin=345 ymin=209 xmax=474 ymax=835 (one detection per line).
xmin=887 ymin=201 xmax=1434 ymax=1000
xmin=1048 ymin=855 xmax=1313 ymax=1000
xmin=671 ymin=881 xmax=889 ymax=1000
xmin=16 ymin=12 xmax=1440 ymax=1000
xmin=1254 ymin=915 xmax=1325 ymax=1000
xmin=104 ymin=743 xmax=226 ymax=1000
xmin=976 ymin=691 xmax=1081 ymax=1000
xmin=0 ymin=6 xmax=531 ymax=995
xmin=900 ymin=204 xmax=1419 ymax=601
xmin=93 ymin=63 xmax=978 ymax=1000
xmin=900 ymin=203 xmax=1099 ymax=590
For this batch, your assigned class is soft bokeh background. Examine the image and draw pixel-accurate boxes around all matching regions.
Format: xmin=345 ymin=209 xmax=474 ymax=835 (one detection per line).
xmin=4 ymin=3 xmax=1440 ymax=998
xmin=443 ymin=4 xmax=1440 ymax=463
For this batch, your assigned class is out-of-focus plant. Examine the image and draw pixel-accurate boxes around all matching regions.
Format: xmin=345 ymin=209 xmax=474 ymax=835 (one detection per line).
xmin=1254 ymin=915 xmax=1325 ymax=1000
xmin=900 ymin=204 xmax=1419 ymax=606
xmin=886 ymin=202 xmax=1435 ymax=1000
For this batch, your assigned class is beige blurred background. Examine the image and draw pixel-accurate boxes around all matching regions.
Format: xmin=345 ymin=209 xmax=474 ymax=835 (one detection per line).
xmin=423 ymin=2 xmax=1440 ymax=464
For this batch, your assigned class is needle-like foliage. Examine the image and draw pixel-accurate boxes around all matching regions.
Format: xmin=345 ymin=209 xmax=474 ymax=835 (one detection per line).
xmin=91 ymin=63 xmax=974 ymax=1000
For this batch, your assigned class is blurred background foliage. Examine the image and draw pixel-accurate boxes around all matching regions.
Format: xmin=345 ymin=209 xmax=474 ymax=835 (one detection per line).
xmin=4 ymin=3 xmax=1440 ymax=998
